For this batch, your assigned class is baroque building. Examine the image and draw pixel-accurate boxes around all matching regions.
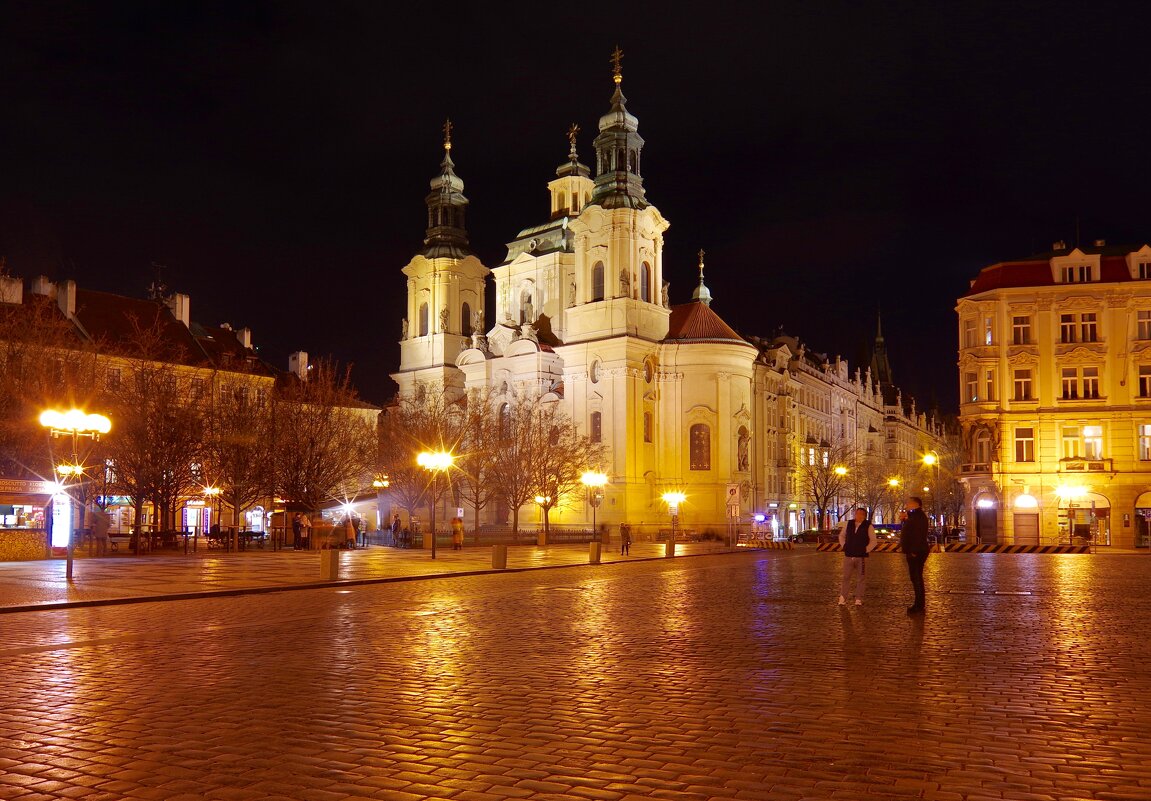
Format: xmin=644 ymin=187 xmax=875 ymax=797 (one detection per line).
xmin=392 ymin=63 xmax=942 ymax=537
xmin=957 ymin=240 xmax=1151 ymax=548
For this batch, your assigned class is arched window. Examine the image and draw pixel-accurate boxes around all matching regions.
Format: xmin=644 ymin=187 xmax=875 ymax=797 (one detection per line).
xmin=975 ymin=430 xmax=993 ymax=464
xmin=461 ymin=302 xmax=472 ymax=336
xmin=499 ymin=403 xmax=510 ymax=438
xmin=418 ymin=303 xmax=429 ymax=337
xmin=590 ymin=412 xmax=602 ymax=443
xmin=690 ymin=424 xmax=711 ymax=471
xmin=557 ymin=191 xmax=567 ymax=214
xmin=640 ymin=262 xmax=651 ymax=303
xmin=643 ymin=412 xmax=653 ymax=443
xmin=592 ymin=262 xmax=605 ymax=301
xmin=519 ymin=286 xmax=534 ymax=324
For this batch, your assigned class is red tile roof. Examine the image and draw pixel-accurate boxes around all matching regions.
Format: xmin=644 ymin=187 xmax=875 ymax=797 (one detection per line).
xmin=967 ymin=254 xmax=1140 ymax=295
xmin=664 ymin=301 xmax=749 ymax=345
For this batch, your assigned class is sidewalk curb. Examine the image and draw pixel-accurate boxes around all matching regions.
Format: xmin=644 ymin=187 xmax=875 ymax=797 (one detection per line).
xmin=0 ymin=548 xmax=760 ymax=615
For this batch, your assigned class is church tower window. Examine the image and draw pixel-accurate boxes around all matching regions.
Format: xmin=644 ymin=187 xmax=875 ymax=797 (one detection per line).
xmin=690 ymin=424 xmax=711 ymax=471
xmin=592 ymin=262 xmax=605 ymax=301
xmin=418 ymin=303 xmax=429 ymax=337
xmin=590 ymin=412 xmax=602 ymax=443
xmin=640 ymin=262 xmax=651 ymax=302
xmin=461 ymin=302 xmax=472 ymax=336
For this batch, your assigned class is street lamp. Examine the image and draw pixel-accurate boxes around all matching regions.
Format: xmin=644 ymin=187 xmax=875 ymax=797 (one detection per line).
xmin=39 ymin=408 xmax=112 ymax=580
xmin=417 ymin=450 xmax=454 ymax=559
xmin=833 ymin=466 xmax=848 ymax=525
xmin=580 ymin=471 xmax=607 ymax=537
xmin=922 ymin=451 xmax=941 ymax=531
xmin=661 ymin=491 xmax=686 ymax=558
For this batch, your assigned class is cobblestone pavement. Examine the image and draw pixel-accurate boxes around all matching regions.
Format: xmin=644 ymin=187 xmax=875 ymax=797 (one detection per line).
xmin=1 ymin=550 xmax=1149 ymax=801
xmin=0 ymin=542 xmax=730 ymax=611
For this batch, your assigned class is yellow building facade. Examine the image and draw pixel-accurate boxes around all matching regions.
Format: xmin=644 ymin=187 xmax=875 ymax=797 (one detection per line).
xmin=957 ymin=242 xmax=1151 ymax=548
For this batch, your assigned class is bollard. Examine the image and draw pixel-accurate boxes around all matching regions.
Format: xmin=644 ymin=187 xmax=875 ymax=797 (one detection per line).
xmin=588 ymin=541 xmax=601 ymax=565
xmin=665 ymin=540 xmax=676 ymax=558
xmin=320 ymin=548 xmax=340 ymax=580
xmin=492 ymin=543 xmax=508 ymax=570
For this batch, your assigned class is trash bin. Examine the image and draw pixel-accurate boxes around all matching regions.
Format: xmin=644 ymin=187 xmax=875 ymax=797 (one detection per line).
xmin=492 ymin=543 xmax=507 ymax=569
xmin=320 ymin=549 xmax=340 ymax=580
xmin=588 ymin=541 xmax=601 ymax=565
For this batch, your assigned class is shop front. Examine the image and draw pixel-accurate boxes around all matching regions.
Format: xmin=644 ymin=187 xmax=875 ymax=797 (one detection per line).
xmin=1057 ymin=490 xmax=1110 ymax=546
xmin=1135 ymin=492 xmax=1151 ymax=549
xmin=0 ymin=477 xmax=55 ymax=560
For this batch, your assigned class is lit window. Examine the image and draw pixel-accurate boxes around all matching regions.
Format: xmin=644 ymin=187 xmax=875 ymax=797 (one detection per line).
xmin=1083 ymin=425 xmax=1103 ymax=459
xmin=1012 ymin=316 xmax=1032 ymax=345
xmin=1014 ymin=427 xmax=1035 ymax=462
xmin=1139 ymin=310 xmax=1151 ymax=340
xmin=1062 ymin=426 xmax=1080 ymax=459
xmin=1080 ymin=313 xmax=1098 ymax=343
xmin=690 ymin=424 xmax=711 ymax=471
xmin=983 ymin=316 xmax=994 ymax=345
xmin=1060 ymin=314 xmax=1077 ymax=344
xmin=1013 ymin=369 xmax=1033 ymax=401
xmin=1140 ymin=365 xmax=1151 ymax=398
xmin=1139 ymin=424 xmax=1151 ymax=460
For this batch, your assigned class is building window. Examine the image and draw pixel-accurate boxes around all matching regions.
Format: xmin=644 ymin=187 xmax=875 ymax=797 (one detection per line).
xmin=1061 ymin=368 xmax=1079 ymax=400
xmin=1013 ymin=369 xmax=1033 ymax=401
xmin=640 ymin=262 xmax=651 ymax=303
xmin=190 ymin=378 xmax=206 ymax=400
xmin=418 ymin=302 xmax=429 ymax=337
xmin=1140 ymin=365 xmax=1151 ymax=398
xmin=1015 ymin=427 xmax=1035 ymax=462
xmin=1062 ymin=426 xmax=1080 ymax=459
xmin=591 ymin=262 xmax=605 ymax=302
xmin=1083 ymin=425 xmax=1103 ymax=459
xmin=983 ymin=316 xmax=994 ymax=345
xmin=461 ymin=302 xmax=472 ymax=336
xmin=1012 ymin=316 xmax=1032 ymax=345
xmin=106 ymin=367 xmax=121 ymax=390
xmin=964 ymin=371 xmax=978 ymax=403
xmin=1080 ymin=313 xmax=1098 ymax=343
xmin=1139 ymin=310 xmax=1151 ymax=340
xmin=1140 ymin=262 xmax=1151 ymax=280
xmin=962 ymin=318 xmax=977 ymax=348
xmin=643 ymin=412 xmax=652 ymax=443
xmin=807 ymin=446 xmax=816 ymax=466
xmin=590 ymin=411 xmax=602 ymax=444
xmin=1062 ymin=264 xmax=1091 ymax=282
xmin=1060 ymin=313 xmax=1077 ymax=343
xmin=689 ymin=424 xmax=711 ymax=471
xmin=1082 ymin=366 xmax=1100 ymax=399
xmin=255 ymin=387 xmax=267 ymax=406
xmin=974 ymin=430 xmax=993 ymax=464
xmin=1139 ymin=424 xmax=1151 ymax=460
xmin=984 ymin=368 xmax=996 ymax=402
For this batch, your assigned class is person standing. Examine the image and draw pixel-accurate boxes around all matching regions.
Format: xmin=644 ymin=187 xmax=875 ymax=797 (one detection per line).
xmin=900 ymin=497 xmax=931 ymax=614
xmin=620 ymin=523 xmax=631 ymax=555
xmin=451 ymin=516 xmax=464 ymax=550
xmin=292 ymin=513 xmax=303 ymax=550
xmin=838 ymin=507 xmax=876 ymax=606
xmin=300 ymin=513 xmax=312 ymax=551
xmin=390 ymin=513 xmax=401 ymax=547
xmin=90 ymin=504 xmax=111 ymax=557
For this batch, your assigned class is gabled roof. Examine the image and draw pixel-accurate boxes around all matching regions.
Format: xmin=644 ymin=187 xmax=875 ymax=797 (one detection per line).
xmin=73 ymin=289 xmax=208 ymax=366
xmin=664 ymin=301 xmax=749 ymax=345
xmin=966 ymin=246 xmax=1149 ymax=296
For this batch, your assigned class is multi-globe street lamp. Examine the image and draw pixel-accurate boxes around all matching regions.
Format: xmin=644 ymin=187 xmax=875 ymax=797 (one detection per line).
xmin=580 ymin=471 xmax=607 ymax=536
xmin=661 ymin=491 xmax=686 ymax=558
xmin=417 ymin=450 xmax=454 ymax=559
xmin=39 ymin=408 xmax=112 ymax=580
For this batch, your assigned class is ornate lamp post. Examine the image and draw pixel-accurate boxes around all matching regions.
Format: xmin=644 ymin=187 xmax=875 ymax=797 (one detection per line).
xmin=661 ymin=491 xmax=686 ymax=558
xmin=39 ymin=408 xmax=112 ymax=580
xmin=417 ymin=451 xmax=454 ymax=559
xmin=922 ymin=451 xmax=941 ymax=532
xmin=580 ymin=471 xmax=608 ymax=537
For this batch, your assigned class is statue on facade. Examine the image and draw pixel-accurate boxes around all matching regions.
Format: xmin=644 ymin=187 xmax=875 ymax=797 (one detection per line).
xmin=473 ymin=307 xmax=484 ymax=333
xmin=737 ymin=430 xmax=750 ymax=471
xmin=568 ymin=277 xmax=576 ymax=307
xmin=661 ymin=281 xmax=670 ymax=309
xmin=520 ymin=322 xmax=538 ymax=342
xmin=401 ymin=318 xmax=408 ymax=340
xmin=439 ymin=306 xmax=449 ymax=333
xmin=619 ymin=268 xmax=630 ymax=298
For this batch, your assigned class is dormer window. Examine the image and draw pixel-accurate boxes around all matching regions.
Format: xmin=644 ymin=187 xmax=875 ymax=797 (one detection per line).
xmin=1062 ymin=264 xmax=1091 ymax=283
xmin=1140 ymin=262 xmax=1151 ymax=280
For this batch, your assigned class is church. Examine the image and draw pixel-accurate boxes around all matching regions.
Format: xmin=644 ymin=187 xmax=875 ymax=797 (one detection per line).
xmin=391 ymin=58 xmax=942 ymax=538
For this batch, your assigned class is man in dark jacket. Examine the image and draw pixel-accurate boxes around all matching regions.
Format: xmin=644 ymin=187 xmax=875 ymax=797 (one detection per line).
xmin=900 ymin=496 xmax=931 ymax=613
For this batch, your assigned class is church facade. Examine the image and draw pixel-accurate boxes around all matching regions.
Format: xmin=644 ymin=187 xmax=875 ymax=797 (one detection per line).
xmin=391 ymin=67 xmax=942 ymax=537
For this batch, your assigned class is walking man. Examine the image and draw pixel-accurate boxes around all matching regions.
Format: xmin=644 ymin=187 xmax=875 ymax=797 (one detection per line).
xmin=838 ymin=507 xmax=876 ymax=606
xmin=900 ymin=496 xmax=930 ymax=614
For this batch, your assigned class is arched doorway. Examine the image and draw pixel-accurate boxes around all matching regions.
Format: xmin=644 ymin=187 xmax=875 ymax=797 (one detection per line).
xmin=973 ymin=493 xmax=998 ymax=544
xmin=1058 ymin=491 xmax=1110 ymax=546
xmin=1135 ymin=491 xmax=1151 ymax=548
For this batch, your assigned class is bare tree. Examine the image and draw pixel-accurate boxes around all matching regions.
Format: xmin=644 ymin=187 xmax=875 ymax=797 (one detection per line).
xmin=529 ymin=402 xmax=606 ymax=541
xmin=455 ymin=387 xmax=503 ymax=541
xmin=846 ymin=451 xmax=902 ymax=523
xmin=204 ymin=376 xmax=274 ymax=548
xmin=798 ymin=441 xmax=853 ymax=530
xmin=272 ymin=359 xmax=377 ymax=520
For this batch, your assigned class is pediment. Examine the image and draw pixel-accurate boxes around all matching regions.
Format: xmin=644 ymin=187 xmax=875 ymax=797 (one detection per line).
xmin=1006 ymin=350 xmax=1039 ymax=366
xmin=456 ymin=348 xmax=490 ymax=367
xmin=1058 ymin=346 xmax=1104 ymax=365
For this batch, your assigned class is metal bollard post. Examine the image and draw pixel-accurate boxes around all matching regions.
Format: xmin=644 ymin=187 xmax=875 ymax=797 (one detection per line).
xmin=492 ymin=543 xmax=508 ymax=570
xmin=320 ymin=548 xmax=340 ymax=580
xmin=588 ymin=541 xmax=601 ymax=565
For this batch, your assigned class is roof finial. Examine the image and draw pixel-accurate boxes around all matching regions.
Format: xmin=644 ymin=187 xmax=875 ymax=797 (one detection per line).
xmin=698 ymin=248 xmax=706 ymax=280
xmin=692 ymin=248 xmax=713 ymax=306
xmin=610 ymin=45 xmax=624 ymax=85
xmin=443 ymin=118 xmax=453 ymax=151
xmin=567 ymin=122 xmax=580 ymax=158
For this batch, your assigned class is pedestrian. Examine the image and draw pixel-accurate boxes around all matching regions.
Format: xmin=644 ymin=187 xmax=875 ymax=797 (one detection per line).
xmin=300 ymin=513 xmax=312 ymax=550
xmin=344 ymin=516 xmax=357 ymax=549
xmin=837 ymin=507 xmax=876 ymax=606
xmin=292 ymin=513 xmax=303 ymax=550
xmin=900 ymin=496 xmax=931 ymax=614
xmin=390 ymin=513 xmax=401 ymax=547
xmin=620 ymin=523 xmax=631 ymax=555
xmin=451 ymin=516 xmax=464 ymax=550
xmin=90 ymin=504 xmax=111 ymax=557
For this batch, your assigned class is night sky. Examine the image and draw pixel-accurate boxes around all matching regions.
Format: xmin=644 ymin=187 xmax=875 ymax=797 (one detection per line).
xmin=3 ymin=1 xmax=1149 ymax=410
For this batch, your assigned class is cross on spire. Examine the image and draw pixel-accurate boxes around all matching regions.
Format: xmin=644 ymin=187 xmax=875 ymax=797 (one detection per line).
xmin=610 ymin=45 xmax=624 ymax=84
xmin=698 ymin=248 xmax=706 ymax=279
xmin=443 ymin=118 xmax=453 ymax=151
xmin=567 ymin=122 xmax=580 ymax=150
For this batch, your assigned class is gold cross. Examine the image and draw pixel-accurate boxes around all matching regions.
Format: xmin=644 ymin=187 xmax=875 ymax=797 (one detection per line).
xmin=443 ymin=118 xmax=453 ymax=150
xmin=567 ymin=123 xmax=580 ymax=149
xmin=610 ymin=45 xmax=624 ymax=82
xmin=698 ymin=249 xmax=706 ymax=277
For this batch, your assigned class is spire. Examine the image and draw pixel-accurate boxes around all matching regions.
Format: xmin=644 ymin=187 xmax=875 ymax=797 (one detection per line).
xmin=875 ymin=307 xmax=884 ymax=342
xmin=691 ymin=248 xmax=713 ymax=306
xmin=556 ymin=122 xmax=590 ymax=178
xmin=869 ymin=308 xmax=894 ymax=388
xmin=588 ymin=46 xmax=648 ymax=210
xmin=422 ymin=119 xmax=471 ymax=258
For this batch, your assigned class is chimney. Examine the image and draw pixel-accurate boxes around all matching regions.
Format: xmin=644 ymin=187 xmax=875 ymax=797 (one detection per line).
xmin=0 ymin=275 xmax=22 ymax=304
xmin=1094 ymin=238 xmax=1106 ymax=247
xmin=57 ymin=279 xmax=77 ymax=318
xmin=289 ymin=351 xmax=309 ymax=381
xmin=30 ymin=275 xmax=55 ymax=297
xmin=237 ymin=327 xmax=252 ymax=349
xmin=1052 ymin=240 xmax=1066 ymax=251
xmin=167 ymin=292 xmax=191 ymax=327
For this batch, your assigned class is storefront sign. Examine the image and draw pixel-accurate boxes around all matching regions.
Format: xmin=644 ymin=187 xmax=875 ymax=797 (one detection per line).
xmin=0 ymin=478 xmax=57 ymax=495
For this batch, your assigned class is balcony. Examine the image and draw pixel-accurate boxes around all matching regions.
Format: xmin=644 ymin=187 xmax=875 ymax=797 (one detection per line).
xmin=960 ymin=462 xmax=992 ymax=475
xmin=1059 ymin=458 xmax=1112 ymax=473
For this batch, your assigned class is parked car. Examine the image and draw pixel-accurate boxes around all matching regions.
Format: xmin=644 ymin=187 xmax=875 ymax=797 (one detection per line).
xmin=790 ymin=529 xmax=826 ymax=543
xmin=872 ymin=523 xmax=901 ymax=541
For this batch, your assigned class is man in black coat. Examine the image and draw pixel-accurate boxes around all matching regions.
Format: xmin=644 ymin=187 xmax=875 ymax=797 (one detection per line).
xmin=900 ymin=496 xmax=931 ymax=614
